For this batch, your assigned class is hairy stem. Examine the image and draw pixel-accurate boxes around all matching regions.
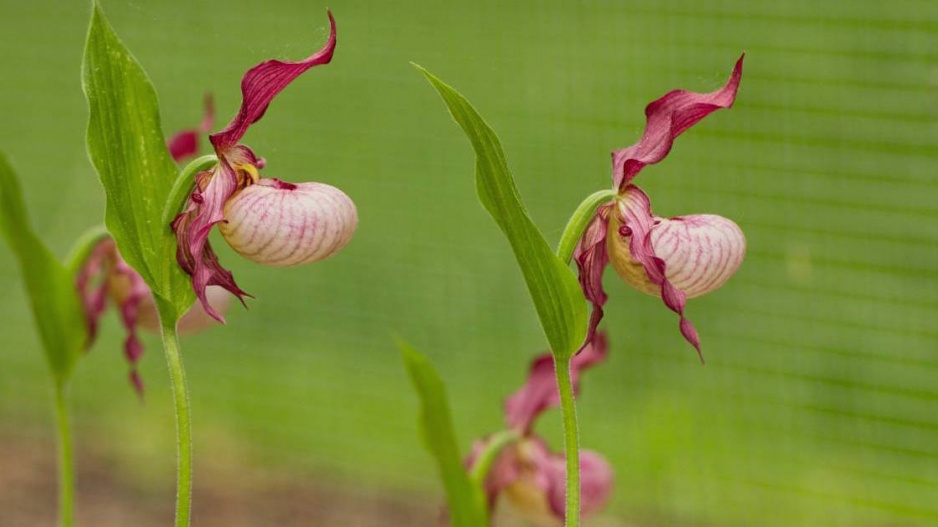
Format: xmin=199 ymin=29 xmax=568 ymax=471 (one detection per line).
xmin=555 ymin=356 xmax=580 ymax=527
xmin=556 ymin=189 xmax=617 ymax=265
xmin=53 ymin=381 xmax=75 ymax=527
xmin=156 ymin=300 xmax=192 ymax=527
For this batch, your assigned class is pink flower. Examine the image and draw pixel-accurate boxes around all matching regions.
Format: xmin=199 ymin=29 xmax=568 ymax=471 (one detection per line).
xmin=575 ymin=56 xmax=747 ymax=360
xmin=469 ymin=334 xmax=614 ymax=524
xmin=172 ymin=12 xmax=358 ymax=322
xmin=166 ymin=94 xmax=214 ymax=161
xmin=76 ymin=237 xmax=229 ymax=395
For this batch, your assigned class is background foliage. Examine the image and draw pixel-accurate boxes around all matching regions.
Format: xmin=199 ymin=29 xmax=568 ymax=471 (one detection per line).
xmin=0 ymin=0 xmax=936 ymax=525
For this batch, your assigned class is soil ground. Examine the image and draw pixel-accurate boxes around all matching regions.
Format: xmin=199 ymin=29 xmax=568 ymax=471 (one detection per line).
xmin=0 ymin=434 xmax=438 ymax=527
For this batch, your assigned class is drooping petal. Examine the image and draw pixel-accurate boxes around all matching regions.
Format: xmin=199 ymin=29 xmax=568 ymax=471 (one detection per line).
xmin=75 ymin=238 xmax=115 ymax=347
xmin=166 ymin=94 xmax=215 ymax=161
xmin=176 ymin=286 xmax=232 ymax=334
xmin=573 ymin=205 xmax=613 ymax=350
xmin=544 ymin=448 xmax=614 ymax=520
xmin=608 ymin=185 xmax=704 ymax=357
xmin=171 ymin=159 xmax=251 ymax=321
xmin=504 ymin=332 xmax=608 ymax=432
xmin=209 ymin=12 xmax=337 ymax=152
xmin=612 ymin=55 xmax=744 ymax=191
xmin=219 ymin=178 xmax=358 ymax=267
xmin=110 ymin=256 xmax=152 ymax=397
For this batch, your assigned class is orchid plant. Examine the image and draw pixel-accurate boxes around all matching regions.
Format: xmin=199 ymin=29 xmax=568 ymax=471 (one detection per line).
xmin=4 ymin=2 xmax=745 ymax=524
xmin=406 ymin=56 xmax=746 ymax=526
xmin=469 ymin=333 xmax=614 ymax=525
xmin=81 ymin=2 xmax=356 ymax=526
xmin=0 ymin=98 xmax=222 ymax=526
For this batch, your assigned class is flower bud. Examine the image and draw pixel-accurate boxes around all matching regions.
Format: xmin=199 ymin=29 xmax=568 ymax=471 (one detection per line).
xmin=607 ymin=203 xmax=745 ymax=299
xmin=219 ymin=179 xmax=358 ymax=267
xmin=502 ymin=438 xmax=613 ymax=526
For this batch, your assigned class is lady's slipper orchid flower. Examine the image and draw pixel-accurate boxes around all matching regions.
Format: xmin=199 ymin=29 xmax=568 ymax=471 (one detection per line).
xmin=71 ymin=102 xmax=224 ymax=395
xmin=76 ymin=237 xmax=229 ymax=395
xmin=469 ymin=333 xmax=614 ymax=524
xmin=575 ymin=56 xmax=747 ymax=360
xmin=171 ymin=12 xmax=358 ymax=321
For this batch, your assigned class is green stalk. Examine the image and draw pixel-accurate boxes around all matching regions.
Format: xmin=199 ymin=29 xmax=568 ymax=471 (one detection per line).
xmin=53 ymin=381 xmax=75 ymax=527
xmin=554 ymin=357 xmax=580 ymax=527
xmin=553 ymin=190 xmax=616 ymax=525
xmin=155 ymin=299 xmax=192 ymax=527
xmin=556 ymin=189 xmax=618 ymax=265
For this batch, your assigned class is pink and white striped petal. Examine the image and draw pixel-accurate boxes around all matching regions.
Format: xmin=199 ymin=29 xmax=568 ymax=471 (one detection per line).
xmin=220 ymin=179 xmax=358 ymax=267
xmin=608 ymin=193 xmax=745 ymax=300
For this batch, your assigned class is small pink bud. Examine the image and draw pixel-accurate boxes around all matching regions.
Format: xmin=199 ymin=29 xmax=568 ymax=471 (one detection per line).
xmin=219 ymin=179 xmax=358 ymax=267
xmin=607 ymin=204 xmax=745 ymax=299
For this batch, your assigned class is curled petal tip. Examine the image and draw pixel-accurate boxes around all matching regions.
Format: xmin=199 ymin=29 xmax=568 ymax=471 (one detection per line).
xmin=200 ymin=93 xmax=215 ymax=133
xmin=210 ymin=12 xmax=338 ymax=151
xmin=220 ymin=180 xmax=358 ymax=267
xmin=130 ymin=370 xmax=145 ymax=400
xmin=612 ymin=55 xmax=744 ymax=189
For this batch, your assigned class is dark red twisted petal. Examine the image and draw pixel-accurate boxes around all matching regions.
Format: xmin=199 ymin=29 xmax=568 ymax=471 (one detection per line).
xmin=209 ymin=12 xmax=336 ymax=151
xmin=612 ymin=55 xmax=743 ymax=191
xmin=171 ymin=159 xmax=250 ymax=321
xmin=573 ymin=204 xmax=613 ymax=352
xmin=619 ymin=185 xmax=702 ymax=357
xmin=167 ymin=94 xmax=215 ymax=161
xmin=75 ymin=239 xmax=113 ymax=347
xmin=504 ymin=332 xmax=608 ymax=432
xmin=112 ymin=256 xmax=151 ymax=397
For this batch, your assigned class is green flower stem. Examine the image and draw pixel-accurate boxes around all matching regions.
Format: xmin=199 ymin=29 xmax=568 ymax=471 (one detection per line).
xmin=555 ymin=356 xmax=580 ymax=527
xmin=556 ymin=189 xmax=618 ymax=265
xmin=469 ymin=429 xmax=520 ymax=485
xmin=162 ymin=155 xmax=218 ymax=227
xmin=53 ymin=381 xmax=74 ymax=527
xmin=552 ymin=189 xmax=616 ymax=525
xmin=156 ymin=299 xmax=192 ymax=527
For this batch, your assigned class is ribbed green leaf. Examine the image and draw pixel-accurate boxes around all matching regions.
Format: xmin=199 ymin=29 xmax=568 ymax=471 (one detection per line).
xmin=399 ymin=341 xmax=489 ymax=527
xmin=0 ymin=150 xmax=85 ymax=383
xmin=416 ymin=66 xmax=587 ymax=360
xmin=82 ymin=0 xmax=192 ymax=318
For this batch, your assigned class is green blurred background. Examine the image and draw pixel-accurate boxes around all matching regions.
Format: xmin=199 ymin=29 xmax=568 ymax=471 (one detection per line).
xmin=1 ymin=0 xmax=937 ymax=525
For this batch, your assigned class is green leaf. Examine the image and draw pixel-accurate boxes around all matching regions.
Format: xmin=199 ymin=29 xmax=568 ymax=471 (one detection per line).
xmin=399 ymin=340 xmax=489 ymax=527
xmin=0 ymin=150 xmax=86 ymax=383
xmin=82 ymin=0 xmax=192 ymax=319
xmin=416 ymin=66 xmax=587 ymax=360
